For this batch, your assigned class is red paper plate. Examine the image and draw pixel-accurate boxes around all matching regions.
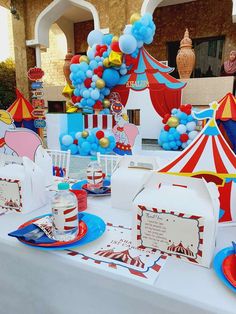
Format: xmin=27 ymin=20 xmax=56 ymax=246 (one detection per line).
xmin=18 ymin=217 xmax=87 ymax=248
xmin=222 ymin=254 xmax=236 ymax=288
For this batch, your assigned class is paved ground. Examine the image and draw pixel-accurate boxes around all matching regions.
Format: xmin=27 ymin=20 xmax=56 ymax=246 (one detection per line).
xmin=69 ymin=142 xmax=161 ymax=179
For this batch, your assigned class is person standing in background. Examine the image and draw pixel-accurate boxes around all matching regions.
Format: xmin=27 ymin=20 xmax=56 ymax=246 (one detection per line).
xmin=220 ymin=50 xmax=236 ymax=94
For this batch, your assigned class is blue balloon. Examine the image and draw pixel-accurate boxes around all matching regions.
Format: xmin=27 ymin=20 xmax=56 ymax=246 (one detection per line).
xmin=78 ymin=137 xmax=86 ymax=146
xmin=168 ymin=135 xmax=174 ymax=141
xmin=102 ymin=69 xmax=120 ymax=87
xmin=68 ymin=144 xmax=78 ymax=155
xmin=87 ymin=30 xmax=103 ymax=47
xmin=91 ymin=143 xmax=98 ymax=151
xmin=169 ymin=128 xmax=176 ymax=134
xmin=91 ymin=89 xmax=100 ymax=100
xmin=60 ymin=144 xmax=68 ymax=151
xmin=87 ymin=98 xmax=95 ymax=107
xmin=70 ymin=64 xmax=79 ymax=72
xmin=77 ymin=71 xmax=85 ymax=79
xmin=119 ymin=34 xmax=137 ymax=54
xmin=87 ymin=135 xmax=95 ymax=143
xmin=81 ymin=141 xmax=91 ymax=153
xmin=169 ymin=141 xmax=176 ymax=149
xmin=95 ymin=56 xmax=101 ymax=62
xmin=73 ymin=88 xmax=80 ymax=96
xmin=162 ymin=143 xmax=170 ymax=150
xmin=102 ymin=33 xmax=113 ymax=45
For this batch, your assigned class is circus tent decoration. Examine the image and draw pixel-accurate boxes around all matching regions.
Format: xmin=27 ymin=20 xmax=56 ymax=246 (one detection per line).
xmin=159 ymin=102 xmax=236 ymax=222
xmin=216 ymin=92 xmax=236 ymax=154
xmin=111 ymin=48 xmax=186 ymax=117
xmin=7 ymin=88 xmax=36 ymax=132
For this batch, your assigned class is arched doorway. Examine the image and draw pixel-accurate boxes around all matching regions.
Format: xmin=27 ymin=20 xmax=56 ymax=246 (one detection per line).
xmin=26 ymin=0 xmax=100 ymax=67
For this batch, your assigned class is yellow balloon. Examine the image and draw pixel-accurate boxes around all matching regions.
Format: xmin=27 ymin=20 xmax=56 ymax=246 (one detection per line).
xmin=103 ymin=58 xmax=110 ymax=67
xmin=167 ymin=117 xmax=179 ymax=128
xmin=99 ymin=137 xmax=110 ymax=148
xmin=108 ymin=50 xmax=122 ymax=66
xmin=103 ymin=99 xmax=110 ymax=108
xmin=79 ymin=55 xmax=89 ymax=64
xmin=112 ymin=36 xmax=119 ymax=43
xmin=67 ymin=107 xmax=78 ymax=113
xmin=96 ymin=78 xmax=105 ymax=89
xmin=130 ymin=13 xmax=141 ymax=24
xmin=82 ymin=130 xmax=89 ymax=138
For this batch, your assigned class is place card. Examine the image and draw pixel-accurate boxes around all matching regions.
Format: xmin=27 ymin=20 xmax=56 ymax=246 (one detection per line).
xmin=0 ymin=178 xmax=22 ymax=212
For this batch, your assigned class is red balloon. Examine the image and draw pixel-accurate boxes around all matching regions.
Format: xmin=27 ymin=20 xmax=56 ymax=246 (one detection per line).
xmin=70 ymin=55 xmax=81 ymax=64
xmin=76 ymin=96 xmax=82 ymax=103
xmin=84 ymin=78 xmax=92 ymax=88
xmin=73 ymin=139 xmax=78 ymax=145
xmin=111 ymin=41 xmax=121 ymax=52
xmin=180 ymin=133 xmax=189 ymax=143
xmin=71 ymin=95 xmax=77 ymax=104
xmin=164 ymin=125 xmax=170 ymax=131
xmin=96 ymin=130 xmax=105 ymax=140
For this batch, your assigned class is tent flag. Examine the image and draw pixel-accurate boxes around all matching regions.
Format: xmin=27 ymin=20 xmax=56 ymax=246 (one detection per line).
xmin=159 ymin=101 xmax=236 ymax=222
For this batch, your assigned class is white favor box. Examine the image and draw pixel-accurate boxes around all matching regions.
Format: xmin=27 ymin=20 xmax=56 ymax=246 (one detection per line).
xmin=111 ymin=155 xmax=160 ymax=210
xmin=132 ymin=173 xmax=219 ymax=268
xmin=0 ymin=157 xmax=48 ymax=213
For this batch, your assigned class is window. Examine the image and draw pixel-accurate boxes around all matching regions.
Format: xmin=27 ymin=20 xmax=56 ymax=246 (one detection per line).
xmin=47 ymin=101 xmax=66 ymax=113
xmin=127 ymin=109 xmax=140 ymax=126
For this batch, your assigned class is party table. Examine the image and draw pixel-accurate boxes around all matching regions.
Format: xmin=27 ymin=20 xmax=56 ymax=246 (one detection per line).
xmin=0 ymin=196 xmax=236 ymax=314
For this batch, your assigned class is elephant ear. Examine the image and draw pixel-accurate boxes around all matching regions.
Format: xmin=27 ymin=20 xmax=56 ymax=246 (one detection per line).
xmin=5 ymin=129 xmax=42 ymax=161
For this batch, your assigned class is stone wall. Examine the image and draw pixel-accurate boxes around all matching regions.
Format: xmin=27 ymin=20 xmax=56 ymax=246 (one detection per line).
xmin=148 ymin=0 xmax=236 ymax=63
xmin=41 ymin=24 xmax=67 ymax=86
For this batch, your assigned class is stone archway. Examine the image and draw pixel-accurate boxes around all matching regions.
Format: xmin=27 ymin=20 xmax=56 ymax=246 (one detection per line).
xmin=26 ymin=0 xmax=100 ymax=66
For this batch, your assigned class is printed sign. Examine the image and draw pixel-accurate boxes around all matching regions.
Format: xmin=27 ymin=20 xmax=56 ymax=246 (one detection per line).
xmin=32 ymin=99 xmax=45 ymax=108
xmin=27 ymin=67 xmax=44 ymax=81
xmin=34 ymin=119 xmax=46 ymax=128
xmin=0 ymin=179 xmax=22 ymax=212
xmin=31 ymin=81 xmax=43 ymax=89
xmin=31 ymin=90 xmax=44 ymax=98
xmin=32 ymin=109 xmax=45 ymax=118
xmin=136 ymin=205 xmax=204 ymax=264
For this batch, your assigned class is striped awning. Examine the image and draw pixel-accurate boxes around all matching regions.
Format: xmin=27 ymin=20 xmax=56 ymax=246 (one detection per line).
xmin=216 ymin=93 xmax=236 ymax=121
xmin=7 ymin=89 xmax=34 ymax=122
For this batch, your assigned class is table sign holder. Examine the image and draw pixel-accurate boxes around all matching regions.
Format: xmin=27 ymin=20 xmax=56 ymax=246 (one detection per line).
xmin=132 ymin=173 xmax=219 ymax=267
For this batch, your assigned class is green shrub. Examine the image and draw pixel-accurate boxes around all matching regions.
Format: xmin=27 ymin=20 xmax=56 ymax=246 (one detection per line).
xmin=0 ymin=58 xmax=16 ymax=109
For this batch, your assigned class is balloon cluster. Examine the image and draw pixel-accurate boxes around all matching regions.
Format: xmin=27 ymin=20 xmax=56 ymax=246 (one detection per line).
xmin=69 ymin=13 xmax=156 ymax=113
xmin=60 ymin=128 xmax=116 ymax=156
xmin=159 ymin=104 xmax=199 ymax=150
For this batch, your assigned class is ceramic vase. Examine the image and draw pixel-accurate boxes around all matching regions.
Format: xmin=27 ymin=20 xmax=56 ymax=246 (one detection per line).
xmin=176 ymin=29 xmax=196 ymax=79
xmin=63 ymin=49 xmax=73 ymax=86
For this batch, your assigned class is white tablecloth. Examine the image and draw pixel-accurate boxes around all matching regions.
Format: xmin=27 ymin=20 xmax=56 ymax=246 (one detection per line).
xmin=0 ymin=197 xmax=236 ymax=314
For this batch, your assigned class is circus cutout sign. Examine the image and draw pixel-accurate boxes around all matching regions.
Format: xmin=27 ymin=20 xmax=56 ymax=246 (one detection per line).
xmin=158 ymin=102 xmax=236 ymax=223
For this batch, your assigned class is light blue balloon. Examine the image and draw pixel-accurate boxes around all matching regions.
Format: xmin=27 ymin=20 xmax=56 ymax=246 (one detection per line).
xmin=77 ymin=71 xmax=85 ymax=79
xmin=78 ymin=137 xmax=86 ymax=146
xmin=87 ymin=30 xmax=103 ymax=47
xmin=87 ymin=135 xmax=95 ymax=143
xmin=91 ymin=143 xmax=98 ymax=151
xmin=124 ymin=25 xmax=132 ymax=35
xmin=87 ymin=48 xmax=96 ymax=60
xmin=83 ymin=90 xmax=90 ymax=99
xmin=61 ymin=135 xmax=73 ymax=146
xmin=86 ymin=70 xmax=93 ymax=78
xmin=80 ymin=62 xmax=89 ymax=72
xmin=95 ymin=56 xmax=101 ymax=61
xmin=87 ymin=98 xmax=95 ymax=107
xmin=91 ymin=88 xmax=100 ymax=100
xmin=91 ymin=82 xmax=96 ymax=88
xmin=89 ymin=60 xmax=98 ymax=70
xmin=70 ymin=64 xmax=79 ymax=72
xmin=119 ymin=34 xmax=137 ymax=54
xmin=162 ymin=143 xmax=170 ymax=150
xmin=120 ymin=68 xmax=127 ymax=75
xmin=92 ymin=74 xmax=99 ymax=82
xmin=137 ymin=40 xmax=143 ymax=48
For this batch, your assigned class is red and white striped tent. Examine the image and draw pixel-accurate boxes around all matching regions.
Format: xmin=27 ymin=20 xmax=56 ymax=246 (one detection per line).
xmin=159 ymin=103 xmax=236 ymax=222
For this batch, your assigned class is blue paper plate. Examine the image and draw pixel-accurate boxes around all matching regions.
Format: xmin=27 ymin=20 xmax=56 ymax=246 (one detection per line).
xmin=18 ymin=213 xmax=106 ymax=250
xmin=213 ymin=246 xmax=236 ymax=293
